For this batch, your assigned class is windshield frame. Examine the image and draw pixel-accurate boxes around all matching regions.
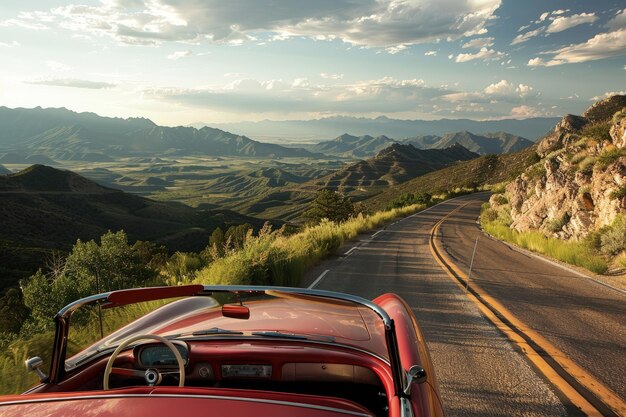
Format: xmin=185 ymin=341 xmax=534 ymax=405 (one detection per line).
xmin=51 ymin=285 xmax=404 ymax=396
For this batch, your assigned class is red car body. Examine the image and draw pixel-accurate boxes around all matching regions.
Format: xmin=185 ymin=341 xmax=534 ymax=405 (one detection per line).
xmin=0 ymin=286 xmax=444 ymax=417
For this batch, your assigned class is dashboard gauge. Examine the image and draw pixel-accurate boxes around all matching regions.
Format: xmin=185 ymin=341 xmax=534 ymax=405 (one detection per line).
xmin=137 ymin=343 xmax=188 ymax=368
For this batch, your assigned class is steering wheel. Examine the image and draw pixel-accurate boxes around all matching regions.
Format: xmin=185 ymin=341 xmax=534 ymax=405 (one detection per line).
xmin=103 ymin=334 xmax=185 ymax=390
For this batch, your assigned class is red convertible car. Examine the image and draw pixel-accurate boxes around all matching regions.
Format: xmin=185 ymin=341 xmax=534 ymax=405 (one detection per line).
xmin=0 ymin=285 xmax=444 ymax=417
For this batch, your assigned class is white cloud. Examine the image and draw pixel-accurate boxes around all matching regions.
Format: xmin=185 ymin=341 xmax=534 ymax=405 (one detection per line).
xmin=46 ymin=61 xmax=71 ymax=72
xmin=527 ymin=57 xmax=545 ymax=66
xmin=462 ymin=37 xmax=494 ymax=49
xmin=529 ymin=28 xmax=626 ymax=66
xmin=511 ymin=105 xmax=544 ymax=118
xmin=424 ymin=50 xmax=437 ymax=56
xmin=145 ymin=76 xmax=448 ymax=114
xmin=25 ymin=78 xmax=116 ymax=89
xmin=538 ymin=12 xmax=550 ymax=22
xmin=4 ymin=0 xmax=502 ymax=49
xmin=385 ymin=45 xmax=408 ymax=54
xmin=590 ymin=91 xmax=626 ymax=101
xmin=511 ymin=28 xmax=543 ymax=45
xmin=442 ymin=79 xmax=536 ymax=103
xmin=167 ymin=50 xmax=193 ymax=60
xmin=0 ymin=41 xmax=20 ymax=48
xmin=320 ymin=73 xmax=344 ymax=80
xmin=455 ymin=47 xmax=504 ymax=63
xmin=546 ymin=13 xmax=597 ymax=33
xmin=607 ymin=8 xmax=626 ymax=31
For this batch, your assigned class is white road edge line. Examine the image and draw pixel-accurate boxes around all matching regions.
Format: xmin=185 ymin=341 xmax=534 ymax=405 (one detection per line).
xmin=308 ymin=269 xmax=330 ymax=289
xmin=344 ymin=247 xmax=357 ymax=256
xmin=371 ymin=230 xmax=383 ymax=238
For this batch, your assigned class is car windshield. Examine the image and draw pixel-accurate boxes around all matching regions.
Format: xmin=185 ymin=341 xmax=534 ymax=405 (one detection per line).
xmin=65 ymin=289 xmax=389 ymax=370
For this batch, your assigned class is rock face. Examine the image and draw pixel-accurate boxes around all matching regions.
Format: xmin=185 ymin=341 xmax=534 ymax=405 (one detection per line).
xmin=502 ymin=95 xmax=626 ymax=240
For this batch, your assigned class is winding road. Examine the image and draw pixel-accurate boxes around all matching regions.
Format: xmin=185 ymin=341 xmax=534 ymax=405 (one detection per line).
xmin=301 ymin=193 xmax=626 ymax=417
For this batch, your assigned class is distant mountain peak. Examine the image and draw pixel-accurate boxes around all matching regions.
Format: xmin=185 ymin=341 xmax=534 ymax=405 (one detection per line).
xmin=4 ymin=164 xmax=114 ymax=193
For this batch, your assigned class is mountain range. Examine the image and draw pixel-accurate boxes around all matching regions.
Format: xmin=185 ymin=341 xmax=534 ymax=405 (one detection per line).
xmin=309 ymin=131 xmax=533 ymax=157
xmin=203 ymin=115 xmax=560 ymax=143
xmin=0 ymin=106 xmax=318 ymax=161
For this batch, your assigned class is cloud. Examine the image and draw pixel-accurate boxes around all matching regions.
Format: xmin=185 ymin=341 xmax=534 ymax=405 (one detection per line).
xmin=0 ymin=41 xmax=20 ymax=48
xmin=424 ymin=50 xmax=437 ymax=56
xmin=4 ymin=0 xmax=502 ymax=49
xmin=607 ymin=8 xmax=626 ymax=31
xmin=590 ymin=91 xmax=626 ymax=101
xmin=144 ymin=76 xmax=450 ymax=114
xmin=46 ymin=60 xmax=71 ymax=72
xmin=320 ymin=73 xmax=344 ymax=80
xmin=441 ymin=79 xmax=536 ymax=103
xmin=455 ymin=47 xmax=504 ymax=62
xmin=25 ymin=78 xmax=117 ymax=89
xmin=546 ymin=12 xmax=597 ymax=33
xmin=528 ymin=28 xmax=626 ymax=66
xmin=167 ymin=50 xmax=193 ymax=60
xmin=462 ymin=37 xmax=494 ymax=49
xmin=510 ymin=105 xmax=544 ymax=118
xmin=511 ymin=28 xmax=543 ymax=45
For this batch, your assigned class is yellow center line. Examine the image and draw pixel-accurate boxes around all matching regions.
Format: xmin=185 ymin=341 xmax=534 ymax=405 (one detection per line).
xmin=428 ymin=201 xmax=625 ymax=417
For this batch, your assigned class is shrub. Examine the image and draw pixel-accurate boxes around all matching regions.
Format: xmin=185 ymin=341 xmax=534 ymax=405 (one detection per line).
xmin=481 ymin=219 xmax=608 ymax=274
xmin=570 ymin=151 xmax=588 ymax=165
xmin=526 ymin=163 xmax=546 ymax=180
xmin=596 ymin=147 xmax=626 ymax=169
xmin=600 ymin=215 xmax=626 ymax=255
xmin=578 ymin=157 xmax=596 ymax=175
xmin=546 ymin=212 xmax=571 ymax=233
xmin=610 ymin=185 xmax=626 ymax=200
xmin=581 ymin=121 xmax=611 ymax=142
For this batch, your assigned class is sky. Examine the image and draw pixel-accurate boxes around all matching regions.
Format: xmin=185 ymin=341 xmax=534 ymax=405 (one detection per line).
xmin=0 ymin=0 xmax=625 ymax=126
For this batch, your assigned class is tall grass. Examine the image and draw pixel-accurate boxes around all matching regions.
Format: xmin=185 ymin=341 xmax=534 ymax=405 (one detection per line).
xmin=194 ymin=204 xmax=426 ymax=287
xmin=481 ymin=220 xmax=608 ymax=274
xmin=0 ymin=301 xmax=168 ymax=395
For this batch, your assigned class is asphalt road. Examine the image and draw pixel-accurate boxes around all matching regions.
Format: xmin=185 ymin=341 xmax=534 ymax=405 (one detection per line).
xmin=302 ymin=194 xmax=568 ymax=417
xmin=438 ymin=193 xmax=626 ymax=407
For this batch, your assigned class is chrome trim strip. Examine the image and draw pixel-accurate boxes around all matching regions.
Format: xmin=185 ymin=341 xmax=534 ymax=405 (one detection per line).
xmin=0 ymin=393 xmax=373 ymax=416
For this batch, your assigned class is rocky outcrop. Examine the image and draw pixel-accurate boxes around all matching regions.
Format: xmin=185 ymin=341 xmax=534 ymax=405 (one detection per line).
xmin=503 ymin=95 xmax=626 ymax=240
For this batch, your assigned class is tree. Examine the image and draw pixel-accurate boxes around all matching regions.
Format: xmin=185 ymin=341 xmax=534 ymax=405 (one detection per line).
xmin=225 ymin=224 xmax=253 ymax=249
xmin=303 ymin=189 xmax=356 ymax=224
xmin=21 ymin=230 xmax=159 ymax=331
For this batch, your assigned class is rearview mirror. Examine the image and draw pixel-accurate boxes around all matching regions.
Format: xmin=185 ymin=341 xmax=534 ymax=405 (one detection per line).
xmin=404 ymin=365 xmax=427 ymax=396
xmin=25 ymin=356 xmax=48 ymax=382
xmin=222 ymin=304 xmax=250 ymax=319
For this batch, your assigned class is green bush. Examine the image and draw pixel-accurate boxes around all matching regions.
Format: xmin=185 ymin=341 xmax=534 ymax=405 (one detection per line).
xmin=600 ymin=215 xmax=626 ymax=255
xmin=526 ymin=163 xmax=546 ymax=180
xmin=481 ymin=219 xmax=608 ymax=274
xmin=581 ymin=121 xmax=612 ymax=142
xmin=596 ymin=147 xmax=626 ymax=169
xmin=546 ymin=212 xmax=571 ymax=233
xmin=578 ymin=156 xmax=596 ymax=175
xmin=610 ymin=185 xmax=626 ymax=200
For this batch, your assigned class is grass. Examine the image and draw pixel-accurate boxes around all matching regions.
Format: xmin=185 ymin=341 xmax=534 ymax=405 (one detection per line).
xmin=0 ymin=300 xmax=169 ymax=395
xmin=193 ymin=203 xmax=426 ymax=286
xmin=481 ymin=218 xmax=608 ymax=274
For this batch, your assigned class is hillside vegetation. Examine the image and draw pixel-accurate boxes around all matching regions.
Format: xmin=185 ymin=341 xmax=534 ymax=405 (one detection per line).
xmin=0 ymin=165 xmax=276 ymax=291
xmin=364 ymin=145 xmax=540 ymax=212
xmin=482 ymin=95 xmax=626 ymax=274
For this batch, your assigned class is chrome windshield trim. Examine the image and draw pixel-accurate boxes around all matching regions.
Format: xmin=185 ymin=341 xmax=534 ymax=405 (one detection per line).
xmin=0 ymin=393 xmax=373 ymax=416
xmin=56 ymin=286 xmax=392 ymax=327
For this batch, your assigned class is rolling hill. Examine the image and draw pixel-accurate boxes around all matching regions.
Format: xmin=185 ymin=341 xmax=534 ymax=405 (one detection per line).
xmin=0 ymin=165 xmax=277 ymax=291
xmin=364 ymin=145 xmax=540 ymax=211
xmin=0 ymin=165 xmax=11 ymax=175
xmin=0 ymin=106 xmax=319 ymax=160
xmin=315 ymin=143 xmax=478 ymax=190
